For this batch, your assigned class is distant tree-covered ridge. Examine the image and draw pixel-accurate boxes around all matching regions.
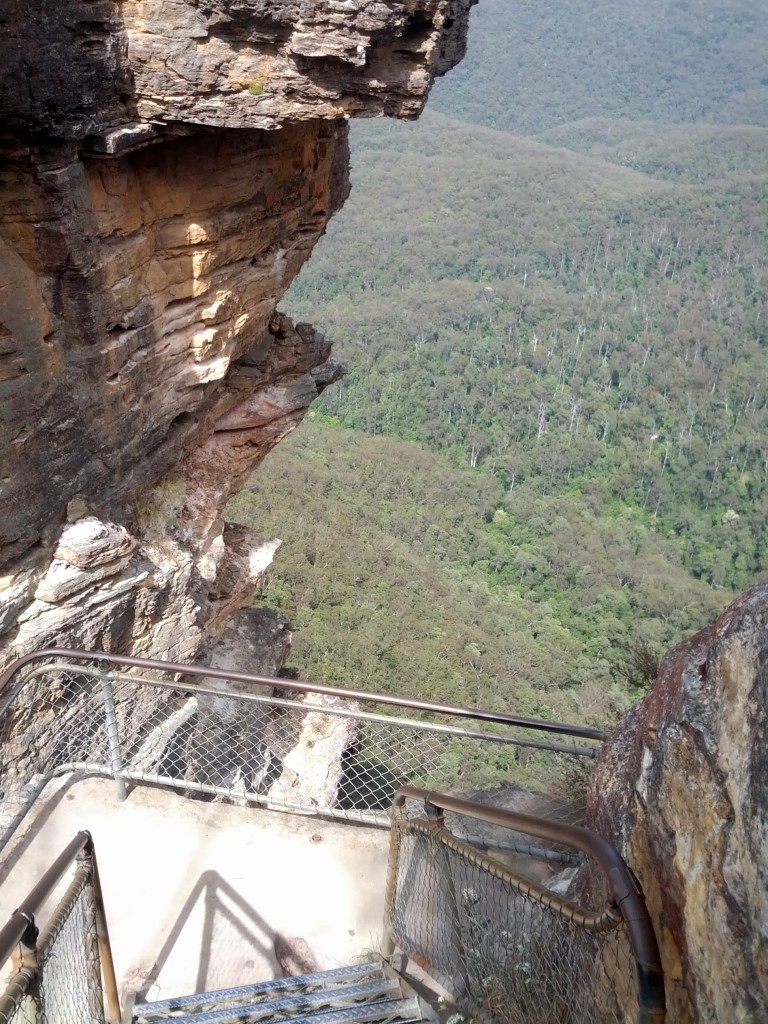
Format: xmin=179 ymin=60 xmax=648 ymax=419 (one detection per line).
xmin=428 ymin=0 xmax=768 ymax=135
xmin=538 ymin=120 xmax=768 ymax=182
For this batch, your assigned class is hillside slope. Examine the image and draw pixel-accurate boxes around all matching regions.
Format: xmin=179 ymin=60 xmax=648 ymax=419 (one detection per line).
xmin=228 ymin=421 xmax=723 ymax=725
xmin=428 ymin=0 xmax=768 ymax=134
xmin=287 ymin=113 xmax=768 ymax=595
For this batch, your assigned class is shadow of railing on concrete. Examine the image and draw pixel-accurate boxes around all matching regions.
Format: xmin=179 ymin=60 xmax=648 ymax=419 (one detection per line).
xmin=136 ymin=869 xmax=280 ymax=1001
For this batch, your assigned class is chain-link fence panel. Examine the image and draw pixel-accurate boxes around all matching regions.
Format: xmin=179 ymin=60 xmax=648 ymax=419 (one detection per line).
xmin=0 ymin=658 xmax=602 ymax=856
xmin=0 ymin=859 xmax=104 ymax=1024
xmin=37 ymin=863 xmax=104 ymax=1024
xmin=386 ymin=815 xmax=646 ymax=1024
xmin=0 ymin=660 xmax=190 ymax=852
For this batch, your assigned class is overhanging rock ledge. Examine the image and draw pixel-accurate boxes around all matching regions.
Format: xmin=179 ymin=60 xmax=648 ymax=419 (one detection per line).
xmin=0 ymin=0 xmax=477 ymax=666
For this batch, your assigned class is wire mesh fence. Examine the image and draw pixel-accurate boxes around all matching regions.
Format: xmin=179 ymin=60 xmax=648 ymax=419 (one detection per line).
xmin=0 ymin=657 xmax=602 ymax=854
xmin=0 ymin=655 xmax=658 ymax=1024
xmin=37 ymin=863 xmax=105 ymax=1024
xmin=385 ymin=803 xmax=649 ymax=1024
xmin=0 ymin=859 xmax=104 ymax=1024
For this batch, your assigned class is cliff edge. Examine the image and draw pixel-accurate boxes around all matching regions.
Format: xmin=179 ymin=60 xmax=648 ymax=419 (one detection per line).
xmin=0 ymin=0 xmax=476 ymax=665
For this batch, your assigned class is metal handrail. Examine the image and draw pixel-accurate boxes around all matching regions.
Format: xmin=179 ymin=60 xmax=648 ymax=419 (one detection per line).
xmin=0 ymin=831 xmax=120 ymax=1022
xmin=0 ymin=832 xmax=90 ymax=963
xmin=0 ymin=647 xmax=606 ymax=742
xmin=393 ymin=815 xmax=622 ymax=933
xmin=12 ymin=659 xmax=601 ymax=761
xmin=392 ymin=786 xmax=666 ymax=1023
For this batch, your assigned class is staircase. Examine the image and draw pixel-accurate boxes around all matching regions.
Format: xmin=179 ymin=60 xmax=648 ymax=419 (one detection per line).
xmin=0 ymin=652 xmax=666 ymax=1024
xmin=132 ymin=960 xmax=427 ymax=1024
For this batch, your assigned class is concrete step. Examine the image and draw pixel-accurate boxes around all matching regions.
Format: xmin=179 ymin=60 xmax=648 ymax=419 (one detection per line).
xmin=133 ymin=962 xmax=422 ymax=1024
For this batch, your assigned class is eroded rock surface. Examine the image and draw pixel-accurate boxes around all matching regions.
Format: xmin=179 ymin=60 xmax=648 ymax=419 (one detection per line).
xmin=0 ymin=124 xmax=346 ymax=570
xmin=2 ymin=1 xmax=475 ymax=141
xmin=0 ymin=1 xmax=476 ymax=668
xmin=0 ymin=311 xmax=336 ymax=665
xmin=122 ymin=0 xmax=475 ymax=131
xmin=589 ymin=582 xmax=768 ymax=1023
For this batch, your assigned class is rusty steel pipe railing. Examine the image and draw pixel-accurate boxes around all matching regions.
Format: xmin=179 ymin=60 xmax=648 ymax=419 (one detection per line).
xmin=0 ymin=831 xmax=121 ymax=1023
xmin=0 ymin=832 xmax=91 ymax=962
xmin=390 ymin=785 xmax=666 ymax=1024
xmin=0 ymin=647 xmax=606 ymax=742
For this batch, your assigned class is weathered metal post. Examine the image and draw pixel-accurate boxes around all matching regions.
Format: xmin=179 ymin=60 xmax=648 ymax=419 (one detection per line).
xmin=79 ymin=840 xmax=121 ymax=1023
xmin=98 ymin=670 xmax=127 ymax=801
xmin=381 ymin=806 xmax=403 ymax=959
xmin=9 ymin=912 xmax=41 ymax=1024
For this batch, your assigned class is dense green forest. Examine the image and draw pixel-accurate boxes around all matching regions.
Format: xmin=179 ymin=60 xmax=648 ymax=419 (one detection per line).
xmin=289 ymin=114 xmax=768 ymax=591
xmin=428 ymin=0 xmax=768 ymax=134
xmin=227 ymin=0 xmax=768 ymax=727
xmin=228 ymin=422 xmax=723 ymax=726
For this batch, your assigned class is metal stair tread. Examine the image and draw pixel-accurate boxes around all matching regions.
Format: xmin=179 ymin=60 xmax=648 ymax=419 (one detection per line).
xmin=135 ymin=963 xmax=389 ymax=1019
xmin=135 ymin=996 xmax=422 ymax=1024
xmin=137 ymin=996 xmax=422 ymax=1024
xmin=257 ymin=996 xmax=422 ymax=1024
xmin=132 ymin=977 xmax=406 ymax=1024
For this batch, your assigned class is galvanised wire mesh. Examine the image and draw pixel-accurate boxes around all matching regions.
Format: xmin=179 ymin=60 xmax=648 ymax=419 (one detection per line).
xmin=0 ymin=862 xmax=103 ymax=1024
xmin=37 ymin=864 xmax=104 ymax=1024
xmin=386 ymin=815 xmax=640 ymax=1024
xmin=0 ymin=659 xmax=600 ymax=855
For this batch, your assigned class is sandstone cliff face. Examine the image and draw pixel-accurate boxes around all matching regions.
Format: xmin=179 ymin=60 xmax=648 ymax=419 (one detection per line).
xmin=1 ymin=1 xmax=474 ymax=142
xmin=589 ymin=582 xmax=768 ymax=1023
xmin=0 ymin=0 xmax=475 ymax=667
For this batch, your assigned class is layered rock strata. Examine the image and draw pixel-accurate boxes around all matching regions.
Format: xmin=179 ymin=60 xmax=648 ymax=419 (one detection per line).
xmin=589 ymin=582 xmax=768 ymax=1023
xmin=0 ymin=0 xmax=476 ymax=667
xmin=1 ymin=1 xmax=475 ymax=142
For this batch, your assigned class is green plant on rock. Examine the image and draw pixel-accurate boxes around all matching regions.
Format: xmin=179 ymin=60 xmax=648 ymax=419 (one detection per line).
xmin=133 ymin=476 xmax=187 ymax=541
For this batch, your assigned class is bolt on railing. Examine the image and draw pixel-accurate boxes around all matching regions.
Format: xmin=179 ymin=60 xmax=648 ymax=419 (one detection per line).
xmin=383 ymin=786 xmax=665 ymax=1024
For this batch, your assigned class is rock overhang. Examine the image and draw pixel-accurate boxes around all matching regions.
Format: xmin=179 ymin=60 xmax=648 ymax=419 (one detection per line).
xmin=0 ymin=0 xmax=477 ymax=664
xmin=1 ymin=1 xmax=478 ymax=143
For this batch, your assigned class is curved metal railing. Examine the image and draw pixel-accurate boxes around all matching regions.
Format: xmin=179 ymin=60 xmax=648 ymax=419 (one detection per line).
xmin=0 ymin=648 xmax=604 ymax=858
xmin=0 ymin=647 xmax=606 ymax=743
xmin=384 ymin=786 xmax=665 ymax=1024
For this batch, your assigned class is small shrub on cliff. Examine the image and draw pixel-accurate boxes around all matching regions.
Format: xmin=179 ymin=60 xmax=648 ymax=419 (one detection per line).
xmin=617 ymin=640 xmax=660 ymax=691
xmin=133 ymin=476 xmax=187 ymax=541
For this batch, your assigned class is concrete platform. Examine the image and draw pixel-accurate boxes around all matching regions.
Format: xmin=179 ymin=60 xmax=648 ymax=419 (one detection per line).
xmin=0 ymin=776 xmax=391 ymax=1004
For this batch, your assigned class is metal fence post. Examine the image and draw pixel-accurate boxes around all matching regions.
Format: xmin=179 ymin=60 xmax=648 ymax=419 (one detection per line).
xmin=98 ymin=670 xmax=127 ymax=802
xmin=381 ymin=812 xmax=404 ymax=959
xmin=79 ymin=841 xmax=121 ymax=1023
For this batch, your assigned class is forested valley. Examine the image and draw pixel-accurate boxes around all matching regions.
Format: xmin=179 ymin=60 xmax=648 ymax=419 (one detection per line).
xmin=227 ymin=0 xmax=768 ymax=729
